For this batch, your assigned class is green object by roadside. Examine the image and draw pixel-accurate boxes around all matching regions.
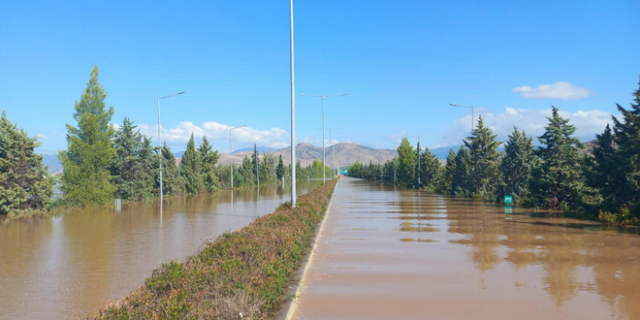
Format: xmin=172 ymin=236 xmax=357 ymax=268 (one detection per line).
xmin=504 ymin=195 xmax=513 ymax=204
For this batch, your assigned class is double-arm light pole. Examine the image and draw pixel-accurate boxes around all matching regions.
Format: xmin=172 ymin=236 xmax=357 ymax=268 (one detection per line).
xmin=449 ymin=103 xmax=474 ymax=133
xmin=157 ymin=91 xmax=185 ymax=209
xmin=229 ymin=125 xmax=247 ymax=190
xmin=300 ymin=93 xmax=349 ymax=185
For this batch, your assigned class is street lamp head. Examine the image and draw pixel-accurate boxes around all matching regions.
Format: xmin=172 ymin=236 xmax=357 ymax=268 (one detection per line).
xmin=176 ymin=91 xmax=185 ymax=95
xmin=449 ymin=103 xmax=458 ymax=107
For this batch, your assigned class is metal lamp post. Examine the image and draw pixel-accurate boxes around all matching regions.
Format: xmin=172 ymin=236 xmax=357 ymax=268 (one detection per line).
xmin=289 ymin=0 xmax=296 ymax=207
xmin=300 ymin=92 xmax=349 ymax=185
xmin=157 ymin=91 xmax=185 ymax=210
xmin=229 ymin=125 xmax=246 ymax=190
xmin=449 ymin=103 xmax=474 ymax=133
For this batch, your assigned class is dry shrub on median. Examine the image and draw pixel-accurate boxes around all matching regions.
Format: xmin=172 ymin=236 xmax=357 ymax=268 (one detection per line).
xmin=88 ymin=179 xmax=337 ymax=320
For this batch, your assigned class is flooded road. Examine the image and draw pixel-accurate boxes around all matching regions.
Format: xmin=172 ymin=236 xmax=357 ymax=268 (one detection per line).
xmin=291 ymin=177 xmax=640 ymax=320
xmin=0 ymin=183 xmax=319 ymax=320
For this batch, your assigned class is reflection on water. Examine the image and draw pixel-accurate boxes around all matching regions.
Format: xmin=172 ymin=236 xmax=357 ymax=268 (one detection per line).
xmin=0 ymin=182 xmax=319 ymax=320
xmin=292 ymin=178 xmax=640 ymax=320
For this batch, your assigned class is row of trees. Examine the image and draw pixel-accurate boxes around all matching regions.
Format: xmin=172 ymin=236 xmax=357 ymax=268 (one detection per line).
xmin=1 ymin=66 xmax=333 ymax=214
xmin=350 ymin=79 xmax=640 ymax=223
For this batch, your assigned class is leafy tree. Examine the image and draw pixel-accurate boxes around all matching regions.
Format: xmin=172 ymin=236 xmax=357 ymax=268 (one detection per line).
xmin=531 ymin=106 xmax=584 ymax=210
xmin=464 ymin=116 xmax=502 ymax=200
xmin=0 ymin=111 xmax=55 ymax=214
xmin=58 ymin=65 xmax=116 ymax=205
xmin=198 ymin=136 xmax=220 ymax=192
xmin=397 ymin=137 xmax=415 ymax=187
xmin=501 ymin=127 xmax=536 ymax=203
xmin=238 ymin=156 xmax=255 ymax=187
xmin=180 ymin=133 xmax=203 ymax=194
xmin=276 ymin=155 xmax=286 ymax=181
xmin=452 ymin=146 xmax=472 ymax=196
xmin=259 ymin=152 xmax=276 ymax=184
xmin=159 ymin=143 xmax=183 ymax=196
xmin=349 ymin=160 xmax=362 ymax=177
xmin=611 ymin=79 xmax=640 ymax=215
xmin=435 ymin=148 xmax=456 ymax=194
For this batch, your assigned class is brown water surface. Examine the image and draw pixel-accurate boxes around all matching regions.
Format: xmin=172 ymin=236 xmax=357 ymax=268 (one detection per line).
xmin=0 ymin=183 xmax=318 ymax=320
xmin=291 ymin=177 xmax=640 ymax=320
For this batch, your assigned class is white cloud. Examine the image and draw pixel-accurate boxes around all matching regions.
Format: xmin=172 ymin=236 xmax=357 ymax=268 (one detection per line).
xmin=36 ymin=133 xmax=49 ymax=140
xmin=513 ymin=82 xmax=592 ymax=100
xmin=137 ymin=121 xmax=288 ymax=151
xmin=438 ymin=107 xmax=612 ymax=147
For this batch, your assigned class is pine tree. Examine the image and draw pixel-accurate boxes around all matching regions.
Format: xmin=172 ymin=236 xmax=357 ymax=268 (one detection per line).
xmin=239 ymin=156 xmax=255 ymax=187
xmin=276 ymin=155 xmax=285 ymax=181
xmin=435 ymin=148 xmax=456 ymax=194
xmin=452 ymin=146 xmax=472 ymax=196
xmin=111 ymin=117 xmax=143 ymax=200
xmin=159 ymin=143 xmax=183 ymax=196
xmin=136 ymin=136 xmax=157 ymax=198
xmin=415 ymin=141 xmax=422 ymax=188
xmin=420 ymin=147 xmax=441 ymax=188
xmin=251 ymin=145 xmax=260 ymax=185
xmin=585 ymin=124 xmax=622 ymax=212
xmin=180 ymin=133 xmax=203 ymax=194
xmin=58 ymin=65 xmax=116 ymax=205
xmin=397 ymin=137 xmax=415 ymax=187
xmin=198 ymin=136 xmax=220 ymax=192
xmin=464 ymin=116 xmax=502 ymax=200
xmin=0 ymin=111 xmax=55 ymax=214
xmin=531 ymin=106 xmax=584 ymax=210
xmin=611 ymin=79 xmax=640 ymax=215
xmin=501 ymin=127 xmax=536 ymax=203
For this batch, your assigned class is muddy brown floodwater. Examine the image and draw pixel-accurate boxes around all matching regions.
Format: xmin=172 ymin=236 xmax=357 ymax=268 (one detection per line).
xmin=0 ymin=182 xmax=320 ymax=320
xmin=290 ymin=177 xmax=640 ymax=320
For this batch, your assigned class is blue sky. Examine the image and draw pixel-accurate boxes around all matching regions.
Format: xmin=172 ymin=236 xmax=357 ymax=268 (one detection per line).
xmin=1 ymin=0 xmax=639 ymax=154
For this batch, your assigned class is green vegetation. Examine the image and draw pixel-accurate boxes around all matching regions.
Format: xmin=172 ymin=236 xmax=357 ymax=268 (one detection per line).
xmin=87 ymin=179 xmax=337 ymax=320
xmin=0 ymin=111 xmax=55 ymax=215
xmin=349 ymin=78 xmax=640 ymax=224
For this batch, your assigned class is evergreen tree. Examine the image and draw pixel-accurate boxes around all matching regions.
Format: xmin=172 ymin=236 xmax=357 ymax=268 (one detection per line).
xmin=239 ymin=156 xmax=255 ymax=187
xmin=180 ymin=133 xmax=203 ymax=194
xmin=349 ymin=160 xmax=362 ymax=177
xmin=397 ymin=137 xmax=415 ymax=187
xmin=276 ymin=155 xmax=285 ymax=181
xmin=136 ymin=136 xmax=157 ymax=198
xmin=420 ymin=147 xmax=441 ymax=188
xmin=159 ymin=143 xmax=183 ymax=196
xmin=452 ymin=146 xmax=472 ymax=196
xmin=611 ymin=79 xmax=640 ymax=215
xmin=501 ymin=127 xmax=535 ymax=203
xmin=0 ymin=111 xmax=55 ymax=214
xmin=585 ymin=124 xmax=623 ymax=212
xmin=111 ymin=117 xmax=143 ymax=200
xmin=58 ymin=65 xmax=116 ymax=205
xmin=415 ymin=140 xmax=422 ymax=187
xmin=198 ymin=136 xmax=220 ymax=192
xmin=435 ymin=148 xmax=456 ymax=194
xmin=251 ymin=145 xmax=260 ymax=184
xmin=259 ymin=152 xmax=275 ymax=184
xmin=531 ymin=106 xmax=584 ymax=210
xmin=463 ymin=116 xmax=502 ymax=200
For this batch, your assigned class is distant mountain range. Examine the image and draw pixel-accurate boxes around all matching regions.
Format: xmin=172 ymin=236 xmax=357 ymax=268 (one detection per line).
xmin=40 ymin=140 xmax=597 ymax=174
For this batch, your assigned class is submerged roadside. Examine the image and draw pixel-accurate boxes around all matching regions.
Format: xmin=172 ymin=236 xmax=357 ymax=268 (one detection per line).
xmin=86 ymin=178 xmax=338 ymax=320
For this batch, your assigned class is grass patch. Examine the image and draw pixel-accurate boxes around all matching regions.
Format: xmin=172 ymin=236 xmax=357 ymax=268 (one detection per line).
xmin=87 ymin=179 xmax=338 ymax=320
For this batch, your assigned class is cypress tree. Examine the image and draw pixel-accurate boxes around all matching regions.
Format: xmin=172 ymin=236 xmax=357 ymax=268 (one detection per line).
xmin=276 ymin=155 xmax=285 ymax=181
xmin=435 ymin=148 xmax=456 ymax=194
xmin=136 ymin=136 xmax=157 ymax=198
xmin=464 ymin=116 xmax=502 ymax=200
xmin=397 ymin=137 xmax=415 ymax=187
xmin=531 ymin=106 xmax=584 ymax=210
xmin=58 ymin=65 xmax=116 ymax=205
xmin=0 ymin=111 xmax=55 ymax=214
xmin=198 ymin=136 xmax=220 ymax=192
xmin=159 ymin=143 xmax=183 ymax=196
xmin=180 ymin=133 xmax=203 ymax=194
xmin=111 ymin=117 xmax=143 ymax=200
xmin=420 ymin=147 xmax=441 ymax=188
xmin=585 ymin=124 xmax=622 ymax=212
xmin=611 ymin=79 xmax=640 ymax=215
xmin=501 ymin=126 xmax=536 ymax=203
xmin=452 ymin=146 xmax=472 ymax=196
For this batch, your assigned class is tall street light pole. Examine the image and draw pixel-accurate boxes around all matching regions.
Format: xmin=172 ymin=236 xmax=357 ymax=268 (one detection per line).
xmin=319 ymin=128 xmax=341 ymax=178
xmin=449 ymin=103 xmax=474 ymax=133
xmin=157 ymin=91 xmax=185 ymax=210
xmin=290 ymin=0 xmax=297 ymax=207
xmin=300 ymin=92 xmax=349 ymax=185
xmin=229 ymin=125 xmax=246 ymax=190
